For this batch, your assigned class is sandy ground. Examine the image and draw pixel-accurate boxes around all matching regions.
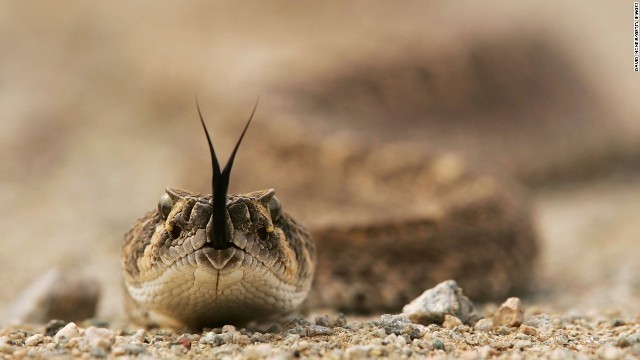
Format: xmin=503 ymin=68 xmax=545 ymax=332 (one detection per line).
xmin=1 ymin=1 xmax=640 ymax=358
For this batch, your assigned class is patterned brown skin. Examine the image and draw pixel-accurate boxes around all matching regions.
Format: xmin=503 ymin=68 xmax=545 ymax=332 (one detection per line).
xmin=122 ymin=188 xmax=315 ymax=329
xmin=305 ymin=183 xmax=538 ymax=313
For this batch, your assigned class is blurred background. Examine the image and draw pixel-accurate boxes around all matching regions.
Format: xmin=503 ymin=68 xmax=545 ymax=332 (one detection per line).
xmin=1 ymin=1 xmax=639 ymax=322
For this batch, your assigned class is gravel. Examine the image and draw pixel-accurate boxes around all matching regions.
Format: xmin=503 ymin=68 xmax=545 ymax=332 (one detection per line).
xmin=1 ymin=308 xmax=639 ymax=358
xmin=2 ymin=279 xmax=639 ymax=358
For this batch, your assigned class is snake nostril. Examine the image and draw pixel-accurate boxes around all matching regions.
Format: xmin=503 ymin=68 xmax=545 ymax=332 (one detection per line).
xmin=170 ymin=224 xmax=182 ymax=239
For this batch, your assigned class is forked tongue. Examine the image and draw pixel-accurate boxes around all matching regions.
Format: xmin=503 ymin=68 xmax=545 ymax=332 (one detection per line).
xmin=197 ymin=100 xmax=258 ymax=249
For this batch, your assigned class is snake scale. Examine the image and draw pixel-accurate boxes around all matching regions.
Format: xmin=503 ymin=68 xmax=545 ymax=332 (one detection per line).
xmin=122 ymin=105 xmax=538 ymax=329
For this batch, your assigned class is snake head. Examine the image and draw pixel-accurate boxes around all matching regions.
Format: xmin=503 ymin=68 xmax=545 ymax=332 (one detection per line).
xmin=122 ymin=101 xmax=315 ymax=328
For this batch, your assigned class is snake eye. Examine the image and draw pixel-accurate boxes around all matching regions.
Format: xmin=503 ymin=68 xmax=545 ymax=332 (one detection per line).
xmin=257 ymin=226 xmax=268 ymax=241
xmin=268 ymin=195 xmax=282 ymax=221
xmin=158 ymin=193 xmax=173 ymax=219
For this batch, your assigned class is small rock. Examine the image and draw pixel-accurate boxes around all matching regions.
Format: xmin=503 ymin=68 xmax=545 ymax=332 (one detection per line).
xmin=44 ymin=319 xmax=67 ymax=336
xmin=306 ymin=325 xmax=333 ymax=336
xmin=25 ymin=334 xmax=45 ymax=347
xmin=442 ymin=315 xmax=463 ymax=329
xmin=432 ymin=338 xmax=445 ymax=350
xmin=176 ymin=337 xmax=192 ymax=349
xmin=334 ymin=313 xmax=348 ymax=327
xmin=232 ymin=334 xmax=251 ymax=346
xmin=221 ymin=325 xmax=237 ymax=334
xmin=202 ymin=332 xmax=233 ymax=346
xmin=379 ymin=314 xmax=421 ymax=339
xmin=474 ymin=318 xmax=494 ymax=332
xmin=497 ymin=326 xmax=513 ymax=335
xmin=130 ymin=329 xmax=145 ymax=343
xmin=315 ymin=314 xmax=347 ymax=328
xmin=554 ymin=333 xmax=569 ymax=346
xmin=8 ymin=269 xmax=100 ymax=324
xmin=250 ymin=332 xmax=264 ymax=343
xmin=524 ymin=314 xmax=553 ymax=330
xmin=314 ymin=315 xmax=332 ymax=327
xmin=518 ymin=324 xmax=538 ymax=336
xmin=379 ymin=314 xmax=411 ymax=334
xmin=493 ymin=297 xmax=524 ymax=327
xmin=54 ymin=322 xmax=81 ymax=340
xmin=402 ymin=280 xmax=474 ymax=325
xmin=83 ymin=327 xmax=114 ymax=351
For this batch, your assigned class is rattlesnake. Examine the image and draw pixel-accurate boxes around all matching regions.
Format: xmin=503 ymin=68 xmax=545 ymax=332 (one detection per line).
xmin=122 ymin=106 xmax=537 ymax=329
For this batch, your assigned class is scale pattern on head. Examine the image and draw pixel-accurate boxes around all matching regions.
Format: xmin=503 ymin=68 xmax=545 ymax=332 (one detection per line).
xmin=196 ymin=99 xmax=258 ymax=249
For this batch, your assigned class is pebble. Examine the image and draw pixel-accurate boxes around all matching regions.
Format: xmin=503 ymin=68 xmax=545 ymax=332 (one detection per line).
xmin=443 ymin=314 xmax=463 ymax=329
xmin=82 ymin=326 xmax=115 ymax=351
xmin=474 ymin=318 xmax=494 ymax=332
xmin=379 ymin=314 xmax=422 ymax=339
xmin=315 ymin=315 xmax=332 ymax=327
xmin=54 ymin=322 xmax=81 ymax=340
xmin=130 ymin=328 xmax=146 ymax=343
xmin=379 ymin=314 xmax=411 ymax=334
xmin=493 ymin=297 xmax=524 ymax=327
xmin=24 ymin=334 xmax=45 ymax=347
xmin=44 ymin=319 xmax=67 ymax=336
xmin=402 ymin=280 xmax=475 ymax=325
xmin=250 ymin=332 xmax=265 ymax=343
xmin=518 ymin=324 xmax=537 ymax=336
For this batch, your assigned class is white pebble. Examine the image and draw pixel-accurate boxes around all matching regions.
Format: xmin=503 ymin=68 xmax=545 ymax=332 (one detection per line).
xmin=54 ymin=322 xmax=81 ymax=340
xmin=83 ymin=327 xmax=115 ymax=350
xmin=25 ymin=334 xmax=45 ymax=347
xmin=130 ymin=329 xmax=146 ymax=343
